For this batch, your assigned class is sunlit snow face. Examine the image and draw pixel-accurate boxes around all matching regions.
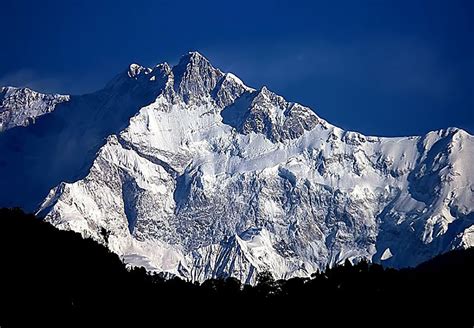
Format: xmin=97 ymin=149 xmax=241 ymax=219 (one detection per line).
xmin=3 ymin=52 xmax=471 ymax=284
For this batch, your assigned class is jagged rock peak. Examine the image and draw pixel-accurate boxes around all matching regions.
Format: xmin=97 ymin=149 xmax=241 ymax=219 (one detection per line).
xmin=176 ymin=51 xmax=214 ymax=67
xmin=127 ymin=63 xmax=151 ymax=79
xmin=1 ymin=86 xmax=19 ymax=96
xmin=172 ymin=51 xmax=225 ymax=104
xmin=4 ymin=51 xmax=472 ymax=285
xmin=0 ymin=86 xmax=69 ymax=132
xmin=110 ymin=53 xmax=254 ymax=107
xmin=127 ymin=62 xmax=173 ymax=80
xmin=222 ymin=84 xmax=320 ymax=142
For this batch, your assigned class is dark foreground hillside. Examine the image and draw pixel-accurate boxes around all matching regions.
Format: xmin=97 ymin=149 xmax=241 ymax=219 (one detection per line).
xmin=0 ymin=208 xmax=473 ymax=327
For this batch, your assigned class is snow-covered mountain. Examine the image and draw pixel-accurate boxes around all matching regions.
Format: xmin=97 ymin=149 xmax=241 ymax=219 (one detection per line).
xmin=0 ymin=86 xmax=69 ymax=132
xmin=1 ymin=52 xmax=473 ymax=284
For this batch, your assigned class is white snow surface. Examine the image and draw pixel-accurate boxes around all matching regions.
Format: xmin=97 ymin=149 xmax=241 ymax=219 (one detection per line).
xmin=0 ymin=86 xmax=69 ymax=132
xmin=32 ymin=52 xmax=474 ymax=284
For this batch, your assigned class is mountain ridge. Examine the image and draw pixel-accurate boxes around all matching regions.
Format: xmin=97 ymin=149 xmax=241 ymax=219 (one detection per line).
xmin=1 ymin=52 xmax=473 ymax=283
xmin=0 ymin=86 xmax=69 ymax=132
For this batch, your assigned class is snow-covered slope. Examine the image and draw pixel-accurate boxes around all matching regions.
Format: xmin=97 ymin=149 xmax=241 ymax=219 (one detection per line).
xmin=5 ymin=52 xmax=474 ymax=284
xmin=0 ymin=86 xmax=69 ymax=132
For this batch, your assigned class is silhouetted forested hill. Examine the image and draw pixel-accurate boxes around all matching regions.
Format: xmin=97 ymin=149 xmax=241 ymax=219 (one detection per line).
xmin=0 ymin=208 xmax=472 ymax=327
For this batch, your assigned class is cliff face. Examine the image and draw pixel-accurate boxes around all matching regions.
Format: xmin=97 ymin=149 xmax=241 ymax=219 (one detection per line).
xmin=2 ymin=52 xmax=472 ymax=284
xmin=0 ymin=86 xmax=69 ymax=132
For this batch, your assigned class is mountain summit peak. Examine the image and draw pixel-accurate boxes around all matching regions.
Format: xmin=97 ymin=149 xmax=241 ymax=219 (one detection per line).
xmin=174 ymin=51 xmax=218 ymax=73
xmin=172 ymin=51 xmax=224 ymax=103
xmin=127 ymin=63 xmax=150 ymax=79
xmin=3 ymin=53 xmax=472 ymax=285
xmin=178 ymin=51 xmax=208 ymax=65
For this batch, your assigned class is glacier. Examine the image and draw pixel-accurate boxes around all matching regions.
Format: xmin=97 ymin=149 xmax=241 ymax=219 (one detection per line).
xmin=1 ymin=52 xmax=473 ymax=284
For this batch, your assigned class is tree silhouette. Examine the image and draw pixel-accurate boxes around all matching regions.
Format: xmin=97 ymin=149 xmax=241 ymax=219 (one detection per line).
xmin=0 ymin=207 xmax=472 ymax=327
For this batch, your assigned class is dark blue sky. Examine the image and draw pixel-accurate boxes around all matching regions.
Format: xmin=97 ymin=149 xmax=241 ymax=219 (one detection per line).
xmin=0 ymin=0 xmax=472 ymax=136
